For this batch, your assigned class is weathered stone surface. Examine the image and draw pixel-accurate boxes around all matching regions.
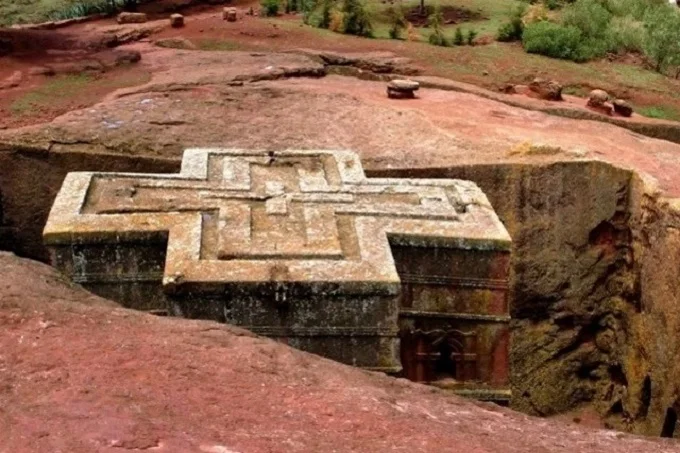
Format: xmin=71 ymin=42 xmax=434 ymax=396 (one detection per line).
xmin=388 ymin=79 xmax=419 ymax=91
xmin=223 ymin=7 xmax=238 ymax=21
xmin=0 ymin=71 xmax=22 ymax=90
xmin=112 ymin=49 xmax=142 ymax=65
xmin=117 ymin=12 xmax=148 ymax=24
xmin=529 ymin=77 xmax=563 ymax=101
xmin=2 ymin=251 xmax=676 ymax=453
xmin=28 ymin=66 xmax=56 ymax=76
xmin=587 ymin=89 xmax=609 ymax=108
xmin=43 ymin=148 xmax=512 ymax=398
xmin=170 ymin=13 xmax=185 ymax=28
xmin=387 ymin=79 xmax=419 ymax=99
xmin=154 ymin=37 xmax=198 ymax=50
xmin=613 ymin=99 xmax=633 ymax=117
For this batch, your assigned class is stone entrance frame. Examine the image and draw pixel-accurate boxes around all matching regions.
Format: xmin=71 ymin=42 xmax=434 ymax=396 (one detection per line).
xmin=44 ymin=149 xmax=512 ymax=399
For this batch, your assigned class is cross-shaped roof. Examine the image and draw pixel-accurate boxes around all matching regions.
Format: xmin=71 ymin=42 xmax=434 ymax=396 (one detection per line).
xmin=43 ymin=149 xmax=511 ymax=294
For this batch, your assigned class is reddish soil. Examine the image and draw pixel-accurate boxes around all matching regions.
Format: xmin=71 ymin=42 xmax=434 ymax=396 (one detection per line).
xmin=0 ymin=62 xmax=150 ymax=129
xmin=1 ymin=251 xmax=679 ymax=453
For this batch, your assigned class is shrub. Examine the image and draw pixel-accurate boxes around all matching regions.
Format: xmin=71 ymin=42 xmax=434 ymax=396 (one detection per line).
xmin=261 ymin=0 xmax=280 ymax=16
xmin=608 ymin=16 xmax=644 ymax=54
xmin=602 ymin=0 xmax=665 ymax=20
xmin=522 ymin=21 xmax=587 ymax=61
xmin=562 ymin=0 xmax=612 ymax=41
xmin=406 ymin=22 xmax=421 ymax=41
xmin=545 ymin=0 xmax=561 ymax=11
xmin=453 ymin=27 xmax=464 ymax=45
xmin=522 ymin=3 xmax=549 ymax=25
xmin=427 ymin=7 xmax=449 ymax=46
xmin=387 ymin=6 xmax=408 ymax=40
xmin=466 ymin=29 xmax=478 ymax=45
xmin=342 ymin=0 xmax=373 ymax=37
xmin=642 ymin=4 xmax=680 ymax=73
xmin=286 ymin=0 xmax=300 ymax=13
xmin=496 ymin=4 xmax=526 ymax=42
xmin=317 ymin=0 xmax=332 ymax=28
xmin=524 ymin=0 xmax=617 ymax=60
xmin=301 ymin=0 xmax=315 ymax=24
xmin=329 ymin=9 xmax=344 ymax=32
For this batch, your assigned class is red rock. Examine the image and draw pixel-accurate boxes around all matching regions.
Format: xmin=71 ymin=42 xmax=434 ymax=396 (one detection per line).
xmin=0 ymin=251 xmax=677 ymax=453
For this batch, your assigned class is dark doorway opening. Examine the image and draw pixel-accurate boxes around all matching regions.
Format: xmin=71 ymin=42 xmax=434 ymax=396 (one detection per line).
xmin=434 ymin=341 xmax=457 ymax=381
xmin=661 ymin=408 xmax=677 ymax=438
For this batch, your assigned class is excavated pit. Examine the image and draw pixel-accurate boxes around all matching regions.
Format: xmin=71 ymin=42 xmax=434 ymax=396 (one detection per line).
xmin=0 ymin=147 xmax=679 ymax=438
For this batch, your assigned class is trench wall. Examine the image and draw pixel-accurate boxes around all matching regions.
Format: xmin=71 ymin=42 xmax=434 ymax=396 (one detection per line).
xmin=0 ymin=149 xmax=179 ymax=261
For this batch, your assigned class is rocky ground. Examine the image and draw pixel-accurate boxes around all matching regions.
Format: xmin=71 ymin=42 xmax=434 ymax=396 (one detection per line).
xmin=1 ymin=251 xmax=679 ymax=453
xmin=3 ymin=43 xmax=680 ymax=197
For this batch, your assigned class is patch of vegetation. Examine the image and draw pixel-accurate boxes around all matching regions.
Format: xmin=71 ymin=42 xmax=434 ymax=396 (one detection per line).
xmin=521 ymin=0 xmax=614 ymax=62
xmin=386 ymin=6 xmax=407 ymax=39
xmin=522 ymin=21 xmax=586 ymax=61
xmin=0 ymin=0 xmax=141 ymax=25
xmin=195 ymin=39 xmax=244 ymax=51
xmin=496 ymin=4 xmax=525 ymax=42
xmin=453 ymin=27 xmax=464 ymax=45
xmin=307 ymin=0 xmax=373 ymax=37
xmin=641 ymin=5 xmax=680 ymax=74
xmin=342 ymin=0 xmax=374 ymax=37
xmin=261 ymin=0 xmax=280 ymax=17
xmin=638 ymin=105 xmax=680 ymax=121
xmin=11 ymin=74 xmax=92 ymax=115
xmin=10 ymin=71 xmax=150 ymax=117
xmin=285 ymin=0 xmax=300 ymax=14
xmin=496 ymin=0 xmax=680 ymax=76
xmin=467 ymin=29 xmax=478 ymax=45
xmin=427 ymin=6 xmax=449 ymax=46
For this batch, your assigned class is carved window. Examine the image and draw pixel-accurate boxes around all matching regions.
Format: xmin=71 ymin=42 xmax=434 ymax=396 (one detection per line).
xmin=402 ymin=328 xmax=478 ymax=384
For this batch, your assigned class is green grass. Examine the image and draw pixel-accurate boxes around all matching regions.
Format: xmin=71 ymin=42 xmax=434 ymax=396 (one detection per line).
xmin=195 ymin=39 xmax=247 ymax=51
xmin=0 ymin=0 xmax=121 ymax=25
xmin=11 ymin=73 xmax=93 ymax=115
xmin=299 ymin=0 xmax=522 ymax=40
xmin=638 ymin=105 xmax=680 ymax=121
xmin=374 ymin=0 xmax=524 ymax=39
xmin=10 ymin=71 xmax=149 ymax=116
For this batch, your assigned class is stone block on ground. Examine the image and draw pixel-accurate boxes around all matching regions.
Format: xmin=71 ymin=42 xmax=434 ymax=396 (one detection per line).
xmin=387 ymin=79 xmax=419 ymax=99
xmin=613 ymin=99 xmax=633 ymax=117
xmin=587 ymin=89 xmax=609 ymax=108
xmin=170 ymin=14 xmax=184 ymax=28
xmin=223 ymin=7 xmax=238 ymax=21
xmin=117 ymin=12 xmax=148 ymax=24
xmin=154 ymin=37 xmax=198 ymax=50
xmin=528 ymin=77 xmax=563 ymax=101
xmin=112 ymin=49 xmax=142 ymax=65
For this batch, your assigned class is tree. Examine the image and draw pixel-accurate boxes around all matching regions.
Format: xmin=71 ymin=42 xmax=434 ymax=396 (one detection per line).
xmin=342 ymin=0 xmax=373 ymax=37
xmin=642 ymin=5 xmax=680 ymax=73
xmin=387 ymin=6 xmax=408 ymax=39
xmin=427 ymin=6 xmax=448 ymax=46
